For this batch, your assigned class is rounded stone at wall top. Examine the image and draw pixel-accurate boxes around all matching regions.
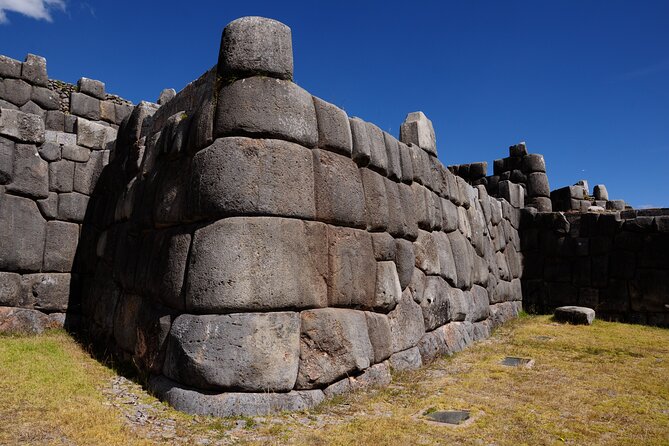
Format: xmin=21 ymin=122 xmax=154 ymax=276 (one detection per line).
xmin=218 ymin=16 xmax=294 ymax=81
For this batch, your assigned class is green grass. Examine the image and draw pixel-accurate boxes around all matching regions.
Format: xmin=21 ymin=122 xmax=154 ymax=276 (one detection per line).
xmin=1 ymin=317 xmax=668 ymax=445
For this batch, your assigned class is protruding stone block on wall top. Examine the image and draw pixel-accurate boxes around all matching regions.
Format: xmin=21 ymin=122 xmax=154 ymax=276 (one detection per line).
xmin=218 ymin=16 xmax=293 ymax=81
xmin=400 ymin=111 xmax=436 ymax=156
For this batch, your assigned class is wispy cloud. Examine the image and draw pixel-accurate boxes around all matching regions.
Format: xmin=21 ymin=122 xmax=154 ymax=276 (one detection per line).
xmin=0 ymin=0 xmax=66 ymax=24
xmin=613 ymin=59 xmax=669 ymax=81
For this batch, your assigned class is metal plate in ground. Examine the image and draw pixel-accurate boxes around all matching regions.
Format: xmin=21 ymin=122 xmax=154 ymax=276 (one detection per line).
xmin=501 ymin=356 xmax=534 ymax=367
xmin=424 ymin=410 xmax=470 ymax=425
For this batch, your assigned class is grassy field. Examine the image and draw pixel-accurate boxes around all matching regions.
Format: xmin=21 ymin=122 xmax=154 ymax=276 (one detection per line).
xmin=0 ymin=316 xmax=667 ymax=445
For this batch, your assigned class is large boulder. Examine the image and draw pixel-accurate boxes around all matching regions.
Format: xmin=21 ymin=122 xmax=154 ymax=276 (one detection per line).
xmin=554 ymin=306 xmax=595 ymax=325
xmin=296 ymin=308 xmax=374 ymax=389
xmin=185 ymin=217 xmax=327 ymax=312
xmin=164 ymin=312 xmax=300 ymax=391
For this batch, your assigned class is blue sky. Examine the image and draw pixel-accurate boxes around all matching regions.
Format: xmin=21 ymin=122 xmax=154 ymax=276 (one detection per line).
xmin=2 ymin=0 xmax=667 ymax=208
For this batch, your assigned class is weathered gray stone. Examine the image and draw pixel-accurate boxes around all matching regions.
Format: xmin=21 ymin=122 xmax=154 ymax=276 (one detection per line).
xmin=371 ymin=232 xmax=396 ymax=261
xmin=398 ymin=141 xmax=414 ymax=183
xmin=365 ymin=122 xmax=388 ymax=175
xmin=297 ymin=308 xmax=373 ymax=389
xmin=49 ymin=159 xmax=74 ymax=192
xmin=509 ymin=142 xmax=528 ymax=157
xmin=73 ymin=151 xmax=106 ymax=195
xmin=386 ymin=179 xmax=414 ymax=238
xmin=554 ymin=306 xmax=595 ymax=325
xmin=76 ymin=117 xmax=115 ymax=150
xmin=441 ymin=198 xmax=459 ymax=232
xmin=365 ymin=312 xmax=393 ymax=363
xmin=348 ymin=362 xmax=392 ymax=391
xmin=70 ymin=92 xmax=100 ymax=120
xmin=361 ymin=167 xmax=389 ymax=231
xmin=218 ymin=16 xmax=293 ymax=80
xmin=157 ymin=88 xmax=176 ymax=105
xmin=21 ymin=54 xmax=48 ymax=86
xmin=527 ymin=172 xmax=550 ymax=198
xmin=150 ymin=376 xmax=324 ymax=417
xmin=384 ymin=132 xmax=402 ymax=181
xmin=498 ymin=180 xmax=524 ymax=208
xmin=417 ymin=327 xmax=447 ymax=363
xmin=186 ymin=217 xmax=327 ymax=312
xmin=388 ymin=346 xmax=423 ymax=372
xmin=434 ymin=232 xmax=457 ymax=285
xmin=0 ymin=55 xmax=21 ymax=78
xmin=0 ymin=272 xmax=21 ymax=307
xmin=1 ymin=78 xmax=31 ymax=106
xmin=521 ymin=153 xmax=546 ymax=173
xmin=0 ymin=307 xmax=58 ymax=334
xmin=19 ymin=101 xmax=45 ymax=120
xmin=388 ymin=289 xmax=426 ymax=354
xmin=0 ymin=108 xmax=45 ymax=143
xmin=326 ymin=225 xmax=376 ymax=308
xmin=400 ymin=111 xmax=436 ymax=156
xmin=57 ymin=192 xmax=89 ymax=222
xmin=313 ymin=148 xmax=366 ymax=228
xmin=31 ymin=86 xmax=59 ymax=110
xmin=99 ymin=101 xmax=115 ymax=123
xmin=216 ymin=77 xmax=317 ymax=147
xmin=593 ymin=184 xmax=609 ymax=201
xmin=607 ymin=200 xmax=625 ymax=211
xmin=43 ymin=221 xmax=79 ymax=272
xmin=374 ymin=261 xmax=402 ymax=312
xmin=417 ymin=276 xmax=451 ymax=331
xmin=61 ymin=144 xmax=90 ymax=162
xmin=394 ymin=239 xmax=414 ymax=290
xmin=191 ymin=137 xmax=315 ymax=220
xmin=36 ymin=192 xmax=58 ymax=219
xmin=45 ymin=110 xmax=65 ymax=131
xmin=37 ymin=141 xmax=60 ymax=161
xmin=469 ymin=285 xmax=491 ymax=322
xmin=0 ymin=136 xmax=13 ymax=184
xmin=349 ymin=117 xmax=371 ymax=166
xmin=20 ymin=273 xmax=70 ymax=311
xmin=164 ymin=312 xmax=300 ymax=391
xmin=76 ymin=77 xmax=105 ymax=99
xmin=448 ymin=230 xmax=473 ymax=289
xmin=313 ymin=96 xmax=352 ymax=155
xmin=5 ymin=143 xmax=48 ymax=198
xmin=414 ymin=230 xmax=440 ymax=275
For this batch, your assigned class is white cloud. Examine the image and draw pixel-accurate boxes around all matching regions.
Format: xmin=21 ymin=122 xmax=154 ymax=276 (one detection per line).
xmin=0 ymin=0 xmax=65 ymax=24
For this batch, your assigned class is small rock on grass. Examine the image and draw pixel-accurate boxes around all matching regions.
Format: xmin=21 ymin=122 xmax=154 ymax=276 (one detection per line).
xmin=554 ymin=306 xmax=595 ymax=325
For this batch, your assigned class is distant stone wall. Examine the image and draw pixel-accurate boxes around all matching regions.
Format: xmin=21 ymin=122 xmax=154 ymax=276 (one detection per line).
xmin=74 ymin=16 xmax=524 ymax=417
xmin=0 ymin=53 xmax=133 ymax=332
xmin=522 ymin=208 xmax=669 ymax=326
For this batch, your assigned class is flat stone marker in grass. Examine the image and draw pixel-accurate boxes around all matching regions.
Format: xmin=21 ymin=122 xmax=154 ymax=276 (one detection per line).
xmin=554 ymin=306 xmax=595 ymax=325
xmin=501 ymin=356 xmax=534 ymax=367
xmin=424 ymin=410 xmax=470 ymax=425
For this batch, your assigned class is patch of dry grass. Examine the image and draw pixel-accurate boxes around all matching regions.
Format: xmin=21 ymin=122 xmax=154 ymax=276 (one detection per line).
xmin=1 ymin=317 xmax=668 ymax=446
xmin=0 ymin=330 xmax=156 ymax=446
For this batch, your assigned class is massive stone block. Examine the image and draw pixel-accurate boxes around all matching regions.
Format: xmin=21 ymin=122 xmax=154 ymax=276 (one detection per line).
xmin=360 ymin=168 xmax=389 ymax=231
xmin=186 ymin=217 xmax=328 ymax=312
xmin=374 ymin=261 xmax=402 ymax=312
xmin=312 ymin=149 xmax=366 ymax=228
xmin=216 ymin=77 xmax=317 ymax=148
xmin=296 ymin=308 xmax=374 ymax=389
xmin=388 ymin=289 xmax=426 ymax=353
xmin=0 ymin=272 xmax=21 ymax=307
xmin=70 ymin=92 xmax=101 ymax=120
xmin=164 ymin=312 xmax=300 ymax=391
xmin=0 ymin=108 xmax=45 ymax=144
xmin=191 ymin=137 xmax=315 ymax=220
xmin=0 ymin=194 xmax=46 ymax=271
xmin=218 ymin=16 xmax=293 ymax=80
xmin=0 ymin=136 xmax=13 ymax=184
xmin=313 ymin=96 xmax=352 ymax=156
xmin=43 ymin=221 xmax=79 ymax=272
xmin=400 ymin=112 xmax=436 ymax=156
xmin=20 ymin=273 xmax=71 ymax=312
xmin=326 ymin=226 xmax=376 ymax=308
xmin=21 ymin=54 xmax=48 ymax=86
xmin=6 ymin=143 xmax=48 ymax=198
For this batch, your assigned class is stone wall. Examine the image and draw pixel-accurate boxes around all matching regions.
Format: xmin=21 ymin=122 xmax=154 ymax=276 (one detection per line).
xmin=72 ymin=16 xmax=524 ymax=417
xmin=522 ymin=208 xmax=669 ymax=326
xmin=0 ymin=53 xmax=134 ymax=332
